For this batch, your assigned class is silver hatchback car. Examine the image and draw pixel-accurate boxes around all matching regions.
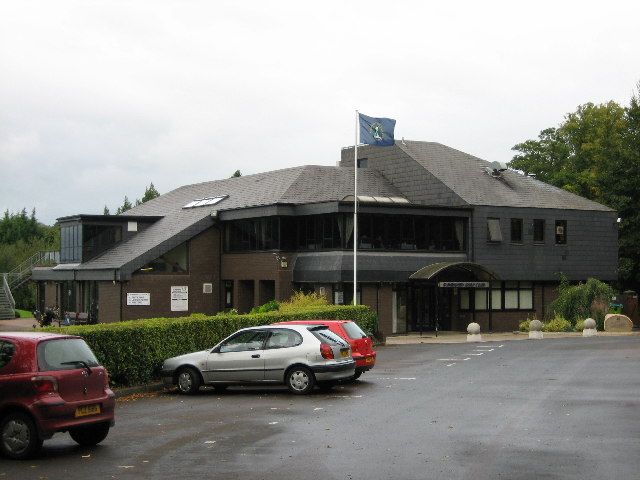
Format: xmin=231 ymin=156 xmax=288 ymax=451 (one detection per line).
xmin=160 ymin=325 xmax=356 ymax=395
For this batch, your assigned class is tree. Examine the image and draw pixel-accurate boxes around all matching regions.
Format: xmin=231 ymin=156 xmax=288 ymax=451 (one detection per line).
xmin=510 ymin=88 xmax=640 ymax=291
xmin=141 ymin=182 xmax=160 ymax=202
xmin=103 ymin=205 xmax=110 ymax=215
xmin=115 ymin=196 xmax=133 ymax=215
xmin=231 ymin=170 xmax=242 ymax=178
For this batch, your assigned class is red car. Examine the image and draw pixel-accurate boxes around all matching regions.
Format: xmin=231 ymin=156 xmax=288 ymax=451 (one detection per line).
xmin=0 ymin=332 xmax=115 ymax=459
xmin=274 ymin=320 xmax=376 ymax=379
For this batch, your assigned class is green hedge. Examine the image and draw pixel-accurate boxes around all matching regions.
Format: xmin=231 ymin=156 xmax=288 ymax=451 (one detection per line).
xmin=45 ymin=305 xmax=377 ymax=387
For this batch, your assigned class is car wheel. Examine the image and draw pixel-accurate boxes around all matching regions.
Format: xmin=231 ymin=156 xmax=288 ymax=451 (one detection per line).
xmin=177 ymin=367 xmax=201 ymax=395
xmin=285 ymin=366 xmax=315 ymax=395
xmin=0 ymin=412 xmax=43 ymax=460
xmin=69 ymin=422 xmax=110 ymax=446
xmin=352 ymin=371 xmax=363 ymax=381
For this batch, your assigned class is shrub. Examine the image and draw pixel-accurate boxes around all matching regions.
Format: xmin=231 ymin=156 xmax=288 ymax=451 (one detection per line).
xmin=518 ymin=319 xmax=530 ymax=332
xmin=542 ymin=314 xmax=573 ymax=332
xmin=250 ymin=300 xmax=280 ymax=314
xmin=44 ymin=305 xmax=377 ymax=387
xmin=278 ymin=291 xmax=328 ymax=312
xmin=547 ymin=276 xmax=614 ymax=326
xmin=574 ymin=319 xmax=585 ymax=332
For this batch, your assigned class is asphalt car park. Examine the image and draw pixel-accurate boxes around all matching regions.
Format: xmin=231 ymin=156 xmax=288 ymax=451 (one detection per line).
xmin=2 ymin=336 xmax=639 ymax=480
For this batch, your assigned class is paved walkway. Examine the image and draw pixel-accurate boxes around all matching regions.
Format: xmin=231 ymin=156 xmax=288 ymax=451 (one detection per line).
xmin=0 ymin=317 xmax=38 ymax=331
xmin=384 ymin=330 xmax=640 ymax=344
xmin=2 ymin=317 xmax=637 ymax=343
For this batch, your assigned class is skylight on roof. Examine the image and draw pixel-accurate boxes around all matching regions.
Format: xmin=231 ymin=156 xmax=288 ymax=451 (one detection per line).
xmin=183 ymin=195 xmax=227 ymax=209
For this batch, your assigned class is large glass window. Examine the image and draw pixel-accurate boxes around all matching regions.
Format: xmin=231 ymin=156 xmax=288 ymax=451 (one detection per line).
xmin=461 ymin=282 xmax=534 ymax=311
xmin=82 ymin=224 xmax=123 ymax=261
xmin=224 ymin=214 xmax=467 ymax=253
xmin=60 ymin=224 xmax=82 ymax=263
xmin=138 ymin=243 xmax=188 ymax=274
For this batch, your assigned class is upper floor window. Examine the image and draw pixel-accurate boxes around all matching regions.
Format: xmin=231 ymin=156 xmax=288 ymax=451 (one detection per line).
xmin=510 ymin=218 xmax=523 ymax=243
xmin=60 ymin=224 xmax=82 ymax=263
xmin=555 ymin=220 xmax=567 ymax=244
xmin=138 ymin=242 xmax=188 ymax=274
xmin=487 ymin=218 xmax=502 ymax=242
xmin=533 ymin=219 xmax=545 ymax=243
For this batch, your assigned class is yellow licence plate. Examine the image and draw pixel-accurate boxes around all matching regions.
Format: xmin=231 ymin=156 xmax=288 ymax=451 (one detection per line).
xmin=340 ymin=349 xmax=349 ymax=358
xmin=75 ymin=404 xmax=101 ymax=418
xmin=365 ymin=356 xmax=374 ymax=364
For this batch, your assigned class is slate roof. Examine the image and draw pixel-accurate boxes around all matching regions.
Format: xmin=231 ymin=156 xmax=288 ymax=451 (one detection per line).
xmin=74 ymin=165 xmax=401 ymax=273
xmin=397 ymin=141 xmax=613 ymax=211
xmin=47 ymin=141 xmax=612 ymax=278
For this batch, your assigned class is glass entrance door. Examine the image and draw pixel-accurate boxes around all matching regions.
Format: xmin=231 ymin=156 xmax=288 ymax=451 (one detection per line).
xmin=408 ymin=284 xmax=452 ymax=331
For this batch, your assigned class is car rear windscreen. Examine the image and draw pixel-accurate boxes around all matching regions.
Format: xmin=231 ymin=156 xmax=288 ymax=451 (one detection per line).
xmin=37 ymin=338 xmax=100 ymax=371
xmin=308 ymin=327 xmax=348 ymax=347
xmin=342 ymin=321 xmax=367 ymax=339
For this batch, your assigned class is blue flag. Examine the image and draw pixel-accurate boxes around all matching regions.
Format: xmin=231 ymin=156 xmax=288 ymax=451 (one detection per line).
xmin=359 ymin=113 xmax=396 ymax=146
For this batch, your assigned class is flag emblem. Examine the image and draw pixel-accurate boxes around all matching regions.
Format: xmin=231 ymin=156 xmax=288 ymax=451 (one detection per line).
xmin=359 ymin=113 xmax=396 ymax=146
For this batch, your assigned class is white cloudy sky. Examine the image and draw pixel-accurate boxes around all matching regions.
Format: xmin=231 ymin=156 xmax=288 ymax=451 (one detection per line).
xmin=1 ymin=1 xmax=638 ymax=225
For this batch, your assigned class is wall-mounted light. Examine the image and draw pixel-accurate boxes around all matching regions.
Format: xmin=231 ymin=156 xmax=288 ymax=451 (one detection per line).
xmin=273 ymin=253 xmax=288 ymax=269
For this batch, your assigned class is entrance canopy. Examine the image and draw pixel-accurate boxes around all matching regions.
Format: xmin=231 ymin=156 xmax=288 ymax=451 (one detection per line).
xmin=409 ymin=262 xmax=499 ymax=282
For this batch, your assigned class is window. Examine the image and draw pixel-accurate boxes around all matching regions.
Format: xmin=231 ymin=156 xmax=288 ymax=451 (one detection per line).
xmin=491 ymin=282 xmax=502 ymax=310
xmin=487 ymin=218 xmax=502 ymax=242
xmin=183 ymin=195 xmax=227 ymax=209
xmin=510 ymin=219 xmax=523 ymax=243
xmin=504 ymin=281 xmax=533 ymax=310
xmin=0 ymin=341 xmax=15 ymax=370
xmin=265 ymin=330 xmax=302 ymax=349
xmin=460 ymin=282 xmax=534 ymax=311
xmin=342 ymin=321 xmax=367 ymax=339
xmin=138 ymin=243 xmax=188 ymax=274
xmin=474 ymin=289 xmax=487 ymax=310
xmin=60 ymin=224 xmax=82 ymax=263
xmin=218 ymin=330 xmax=269 ymax=353
xmin=37 ymin=339 xmax=100 ymax=371
xmin=555 ymin=220 xmax=567 ymax=244
xmin=224 ymin=281 xmax=233 ymax=308
xmin=533 ymin=219 xmax=545 ymax=243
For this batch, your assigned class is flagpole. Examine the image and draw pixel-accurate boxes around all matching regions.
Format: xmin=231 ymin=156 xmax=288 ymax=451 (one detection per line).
xmin=353 ymin=110 xmax=358 ymax=306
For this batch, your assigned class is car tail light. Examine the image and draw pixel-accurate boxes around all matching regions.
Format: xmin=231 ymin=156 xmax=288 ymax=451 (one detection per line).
xmin=320 ymin=343 xmax=334 ymax=359
xmin=31 ymin=376 xmax=58 ymax=394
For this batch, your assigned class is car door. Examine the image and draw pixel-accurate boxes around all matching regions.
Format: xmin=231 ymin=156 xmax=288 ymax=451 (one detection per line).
xmin=261 ymin=329 xmax=304 ymax=382
xmin=204 ymin=330 xmax=269 ymax=383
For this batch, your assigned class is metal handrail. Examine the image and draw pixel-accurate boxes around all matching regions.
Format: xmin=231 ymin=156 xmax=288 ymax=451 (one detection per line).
xmin=5 ymin=250 xmax=59 ymax=289
xmin=2 ymin=274 xmax=15 ymax=312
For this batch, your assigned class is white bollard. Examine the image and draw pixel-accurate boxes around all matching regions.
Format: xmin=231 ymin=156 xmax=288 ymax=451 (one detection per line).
xmin=529 ymin=319 xmax=543 ymax=339
xmin=467 ymin=322 xmax=482 ymax=342
xmin=583 ymin=318 xmax=597 ymax=337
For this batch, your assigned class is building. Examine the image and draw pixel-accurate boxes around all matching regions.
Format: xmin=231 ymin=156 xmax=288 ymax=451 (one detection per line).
xmin=31 ymin=141 xmax=618 ymax=335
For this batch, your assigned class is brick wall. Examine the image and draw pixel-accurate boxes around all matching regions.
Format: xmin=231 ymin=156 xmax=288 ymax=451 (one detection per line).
xmin=103 ymin=227 xmax=220 ymax=322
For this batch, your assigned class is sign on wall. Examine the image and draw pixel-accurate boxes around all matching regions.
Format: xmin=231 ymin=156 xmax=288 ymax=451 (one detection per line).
xmin=171 ymin=286 xmax=189 ymax=311
xmin=127 ymin=293 xmax=150 ymax=306
xmin=437 ymin=282 xmax=489 ymax=288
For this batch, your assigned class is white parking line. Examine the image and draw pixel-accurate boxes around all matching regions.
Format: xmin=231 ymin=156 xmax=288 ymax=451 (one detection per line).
xmin=475 ymin=348 xmax=494 ymax=352
xmin=446 ymin=363 xmax=456 ymax=367
xmin=465 ymin=353 xmax=484 ymax=356
xmin=437 ymin=358 xmax=471 ymax=361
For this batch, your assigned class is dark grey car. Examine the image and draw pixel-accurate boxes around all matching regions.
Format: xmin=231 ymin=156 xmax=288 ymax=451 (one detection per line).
xmin=160 ymin=325 xmax=355 ymax=395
